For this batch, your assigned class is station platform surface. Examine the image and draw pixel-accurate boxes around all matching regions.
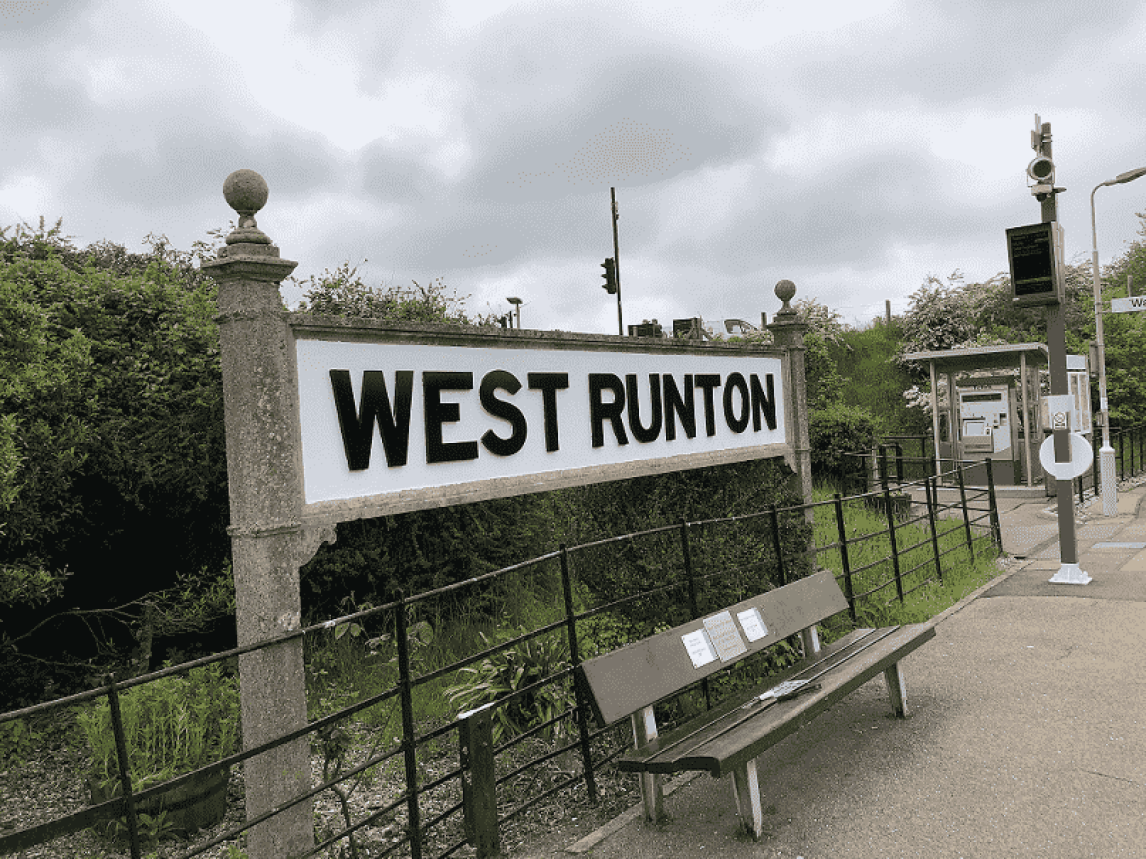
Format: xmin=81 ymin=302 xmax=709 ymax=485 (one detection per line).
xmin=526 ymin=480 xmax=1146 ymax=859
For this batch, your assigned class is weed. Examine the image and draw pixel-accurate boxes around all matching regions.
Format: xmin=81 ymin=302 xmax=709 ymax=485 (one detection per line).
xmin=445 ymin=625 xmax=572 ymax=746
xmin=0 ymin=716 xmax=39 ymax=766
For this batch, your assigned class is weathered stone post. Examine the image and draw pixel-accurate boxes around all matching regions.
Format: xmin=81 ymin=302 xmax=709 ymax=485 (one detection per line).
xmin=202 ymin=170 xmax=314 ymax=857
xmin=768 ymin=280 xmax=814 ymax=514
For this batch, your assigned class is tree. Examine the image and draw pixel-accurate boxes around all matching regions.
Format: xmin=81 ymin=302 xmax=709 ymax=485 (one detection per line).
xmin=1093 ymin=214 xmax=1146 ymax=426
xmin=0 ymin=219 xmax=238 ymax=704
xmin=293 ymin=262 xmax=495 ymax=326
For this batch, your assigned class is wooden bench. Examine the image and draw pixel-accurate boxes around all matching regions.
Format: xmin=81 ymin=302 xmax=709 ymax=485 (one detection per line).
xmin=575 ymin=570 xmax=936 ymax=838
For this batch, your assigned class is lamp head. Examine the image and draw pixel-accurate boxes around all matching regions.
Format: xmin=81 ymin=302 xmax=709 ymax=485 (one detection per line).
xmin=1113 ymin=166 xmax=1146 ymax=185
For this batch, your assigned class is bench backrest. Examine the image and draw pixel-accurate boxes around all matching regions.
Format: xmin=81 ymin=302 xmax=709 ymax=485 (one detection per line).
xmin=577 ymin=570 xmax=849 ymax=726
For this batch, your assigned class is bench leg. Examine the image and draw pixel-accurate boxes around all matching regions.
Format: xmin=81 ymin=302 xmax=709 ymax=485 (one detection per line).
xmin=640 ymin=771 xmax=664 ymax=823
xmin=730 ymin=759 xmax=764 ymax=840
xmin=631 ymin=708 xmax=665 ymax=822
xmin=884 ymin=661 xmax=909 ymax=717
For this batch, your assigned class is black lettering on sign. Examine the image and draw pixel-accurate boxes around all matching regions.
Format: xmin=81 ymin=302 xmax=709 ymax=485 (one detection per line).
xmin=329 ymin=369 xmax=414 ymax=470
xmin=589 ymin=373 xmax=628 ymax=448
xmin=423 ymin=371 xmax=479 ymax=464
xmin=694 ymin=374 xmax=721 ymax=437
xmin=750 ymin=373 xmax=778 ymax=431
xmin=527 ymin=372 xmax=569 ymax=452
xmin=479 ymin=370 xmax=527 ymax=457
xmin=625 ymin=374 xmax=662 ymax=443
xmin=723 ymin=372 xmax=750 ymax=433
xmin=663 ymin=374 xmax=696 ymax=441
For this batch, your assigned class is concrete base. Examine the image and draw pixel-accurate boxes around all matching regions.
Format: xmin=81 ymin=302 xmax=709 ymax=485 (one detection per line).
xmin=1048 ymin=562 xmax=1092 ymax=585
xmin=1099 ymin=445 xmax=1118 ymax=517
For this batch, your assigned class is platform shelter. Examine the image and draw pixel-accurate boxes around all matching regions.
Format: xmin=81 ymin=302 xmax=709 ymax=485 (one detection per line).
xmin=903 ymin=343 xmax=1051 ymax=489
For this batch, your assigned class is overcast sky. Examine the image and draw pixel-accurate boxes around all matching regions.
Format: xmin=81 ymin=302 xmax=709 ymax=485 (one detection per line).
xmin=3 ymin=0 xmax=1145 ymax=334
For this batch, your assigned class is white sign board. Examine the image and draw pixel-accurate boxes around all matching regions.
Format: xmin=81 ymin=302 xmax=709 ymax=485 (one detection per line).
xmin=1039 ymin=432 xmax=1093 ymax=481
xmin=1111 ymin=295 xmax=1146 ymax=313
xmin=295 ymin=338 xmax=787 ymax=509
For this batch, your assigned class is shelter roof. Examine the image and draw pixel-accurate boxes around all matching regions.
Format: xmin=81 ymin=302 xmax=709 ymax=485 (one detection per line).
xmin=901 ymin=343 xmax=1049 ymax=373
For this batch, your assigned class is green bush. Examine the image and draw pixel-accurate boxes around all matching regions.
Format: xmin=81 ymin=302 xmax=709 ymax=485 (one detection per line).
xmin=809 ymin=403 xmax=883 ymax=487
xmin=77 ymin=662 xmax=240 ymax=796
xmin=564 ymin=459 xmax=810 ymax=635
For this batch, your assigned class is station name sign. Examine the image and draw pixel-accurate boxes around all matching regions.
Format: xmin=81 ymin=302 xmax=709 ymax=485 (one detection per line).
xmin=295 ymin=336 xmax=787 ymax=510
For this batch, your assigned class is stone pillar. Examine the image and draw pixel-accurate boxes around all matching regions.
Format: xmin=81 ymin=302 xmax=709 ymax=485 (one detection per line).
xmin=767 ymin=280 xmax=813 ymax=514
xmin=201 ymin=170 xmax=314 ymax=857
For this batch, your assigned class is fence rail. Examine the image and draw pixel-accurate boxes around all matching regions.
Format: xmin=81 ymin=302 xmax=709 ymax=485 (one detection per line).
xmin=842 ymin=424 xmax=1146 ymax=502
xmin=0 ymin=461 xmax=1002 ymax=859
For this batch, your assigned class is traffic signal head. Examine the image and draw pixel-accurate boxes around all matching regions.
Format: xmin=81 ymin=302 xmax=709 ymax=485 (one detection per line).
xmin=600 ymin=257 xmax=617 ymax=294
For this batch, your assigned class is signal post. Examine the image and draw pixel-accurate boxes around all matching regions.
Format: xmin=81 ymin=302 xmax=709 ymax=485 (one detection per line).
xmin=1006 ymin=116 xmax=1090 ymax=585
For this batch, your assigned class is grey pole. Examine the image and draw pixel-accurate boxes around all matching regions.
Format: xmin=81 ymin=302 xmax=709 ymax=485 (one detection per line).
xmin=611 ymin=187 xmax=622 ymax=335
xmin=1036 ymin=121 xmax=1087 ymax=585
xmin=201 ymin=170 xmax=315 ymax=857
xmin=1089 ymin=166 xmax=1146 ymax=516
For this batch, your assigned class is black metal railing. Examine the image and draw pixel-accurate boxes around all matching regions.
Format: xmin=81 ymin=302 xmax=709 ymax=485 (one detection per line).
xmin=842 ymin=423 xmax=1146 ymax=507
xmin=0 ymin=461 xmax=1002 ymax=859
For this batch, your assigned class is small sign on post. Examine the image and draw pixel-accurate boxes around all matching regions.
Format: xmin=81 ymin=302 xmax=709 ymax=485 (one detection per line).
xmin=1111 ymin=295 xmax=1146 ymax=313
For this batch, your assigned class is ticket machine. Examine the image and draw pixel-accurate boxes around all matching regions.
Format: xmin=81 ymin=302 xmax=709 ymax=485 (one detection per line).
xmin=955 ymin=380 xmax=1019 ymax=482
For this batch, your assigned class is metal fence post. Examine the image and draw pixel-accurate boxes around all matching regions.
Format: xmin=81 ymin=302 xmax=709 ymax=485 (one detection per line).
xmin=924 ymin=476 xmax=943 ymax=583
xmin=984 ymin=458 xmax=1003 ymax=552
xmin=882 ymin=485 xmax=905 ymax=603
xmin=956 ymin=463 xmax=975 ymax=560
xmin=105 ymin=674 xmax=142 ymax=859
xmin=679 ymin=521 xmax=711 ymax=711
xmin=459 ymin=703 xmax=499 ymax=859
xmin=1118 ymin=430 xmax=1126 ymax=481
xmin=395 ymin=591 xmax=423 ymax=859
xmin=832 ymin=494 xmax=856 ymax=622
xmin=559 ymin=546 xmax=598 ymax=804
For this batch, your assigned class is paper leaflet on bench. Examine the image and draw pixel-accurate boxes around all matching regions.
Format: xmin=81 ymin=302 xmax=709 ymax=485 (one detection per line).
xmin=681 ymin=607 xmax=769 ymax=668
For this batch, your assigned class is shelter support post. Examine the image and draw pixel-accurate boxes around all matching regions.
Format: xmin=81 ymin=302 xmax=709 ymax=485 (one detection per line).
xmin=929 ymin=360 xmax=941 ymax=478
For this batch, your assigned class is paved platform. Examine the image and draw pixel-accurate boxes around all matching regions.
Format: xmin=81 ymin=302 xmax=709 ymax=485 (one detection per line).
xmin=540 ymin=481 xmax=1146 ymax=859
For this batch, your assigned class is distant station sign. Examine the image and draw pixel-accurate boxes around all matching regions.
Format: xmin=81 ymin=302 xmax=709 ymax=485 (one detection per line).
xmin=1111 ymin=295 xmax=1146 ymax=313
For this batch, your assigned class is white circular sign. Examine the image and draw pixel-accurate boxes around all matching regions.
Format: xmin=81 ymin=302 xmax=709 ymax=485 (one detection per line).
xmin=1039 ymin=433 xmax=1094 ymax=481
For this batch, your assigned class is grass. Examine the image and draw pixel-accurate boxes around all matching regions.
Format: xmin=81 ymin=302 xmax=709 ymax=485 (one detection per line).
xmin=808 ymin=482 xmax=1001 ymax=635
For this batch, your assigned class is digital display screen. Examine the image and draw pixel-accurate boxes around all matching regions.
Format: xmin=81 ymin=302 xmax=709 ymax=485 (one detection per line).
xmin=1007 ymin=222 xmax=1062 ymax=305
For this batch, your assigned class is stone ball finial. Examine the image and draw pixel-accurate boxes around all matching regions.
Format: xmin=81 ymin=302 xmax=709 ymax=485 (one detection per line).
xmin=223 ymin=169 xmax=269 ymax=216
xmin=775 ymin=279 xmax=796 ymax=314
xmin=222 ymin=169 xmax=272 ymax=246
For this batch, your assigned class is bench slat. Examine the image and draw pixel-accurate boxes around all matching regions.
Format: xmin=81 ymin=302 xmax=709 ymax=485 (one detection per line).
xmin=620 ymin=622 xmax=936 ymax=778
xmin=577 ymin=570 xmax=849 ymax=726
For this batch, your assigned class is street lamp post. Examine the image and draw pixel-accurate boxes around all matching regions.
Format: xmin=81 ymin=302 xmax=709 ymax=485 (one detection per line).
xmin=1089 ymin=165 xmax=1146 ymax=516
xmin=506 ymin=296 xmax=523 ymax=329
